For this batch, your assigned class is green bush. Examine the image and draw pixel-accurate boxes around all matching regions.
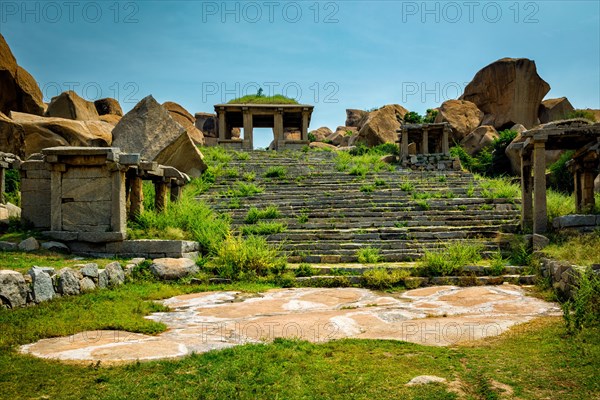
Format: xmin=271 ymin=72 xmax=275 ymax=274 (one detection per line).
xmin=421 ymin=242 xmax=483 ymax=276
xmin=244 ymin=206 xmax=281 ymax=224
xmin=563 ymin=267 xmax=600 ymax=333
xmin=363 ymin=268 xmax=410 ymax=290
xmin=489 ymin=251 xmax=507 ymax=276
xmin=264 ymin=166 xmax=287 ymax=179
xmin=308 ymin=132 xmax=316 ymax=142
xmin=360 ymin=184 xmax=375 ymax=193
xmin=357 ymin=247 xmax=382 ymax=264
xmin=209 ymin=235 xmax=286 ymax=279
xmin=228 ymin=94 xmax=298 ymax=105
xmin=403 ymin=111 xmax=423 ymax=124
xmin=548 ymin=151 xmax=575 ymax=194
xmin=295 ymin=263 xmax=315 ymax=277
xmin=423 ymin=109 xmax=438 ymax=123
xmin=240 ymin=222 xmax=287 ymax=235
xmin=565 ymin=110 xmax=597 ymax=122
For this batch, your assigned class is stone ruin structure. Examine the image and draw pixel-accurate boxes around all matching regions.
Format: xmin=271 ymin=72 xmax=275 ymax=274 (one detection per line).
xmin=397 ymin=123 xmax=460 ymax=170
xmin=214 ymin=103 xmax=313 ymax=150
xmin=515 ymin=120 xmax=600 ymax=234
xmin=19 ymin=147 xmax=199 ymax=258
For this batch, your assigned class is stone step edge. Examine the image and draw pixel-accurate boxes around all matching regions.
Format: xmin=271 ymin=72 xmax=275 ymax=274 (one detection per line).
xmin=294 ymin=275 xmax=537 ymax=286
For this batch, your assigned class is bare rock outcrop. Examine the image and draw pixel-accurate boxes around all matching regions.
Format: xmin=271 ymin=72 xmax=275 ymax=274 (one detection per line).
xmin=10 ymin=112 xmax=112 ymax=156
xmin=461 ymin=58 xmax=550 ymax=129
xmin=345 ymin=109 xmax=369 ymax=129
xmin=0 ymin=34 xmax=45 ymax=116
xmin=460 ymin=125 xmax=498 ymax=155
xmin=112 ymin=95 xmax=206 ymax=177
xmin=0 ymin=112 xmax=26 ymax=157
xmin=538 ymin=97 xmax=574 ymax=124
xmin=356 ymin=104 xmax=408 ymax=146
xmin=309 ymin=127 xmax=333 ymax=142
xmin=162 ymin=101 xmax=204 ymax=145
xmin=434 ymin=100 xmax=483 ymax=141
xmin=94 ymin=98 xmax=123 ymax=116
xmin=46 ymin=91 xmax=100 ymax=121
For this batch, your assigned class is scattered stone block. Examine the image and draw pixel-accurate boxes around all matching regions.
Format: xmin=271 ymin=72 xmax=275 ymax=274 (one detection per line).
xmin=79 ymin=277 xmax=96 ymax=293
xmin=41 ymin=241 xmax=70 ymax=253
xmin=0 ymin=241 xmax=17 ymax=251
xmin=79 ymin=263 xmax=99 ymax=279
xmin=18 ymin=236 xmax=39 ymax=251
xmin=0 ymin=270 xmax=29 ymax=308
xmin=105 ymin=262 xmax=125 ymax=287
xmin=28 ymin=267 xmax=55 ymax=303
xmin=405 ymin=375 xmax=447 ymax=386
xmin=150 ymin=258 xmax=199 ymax=280
xmin=56 ymin=268 xmax=82 ymax=296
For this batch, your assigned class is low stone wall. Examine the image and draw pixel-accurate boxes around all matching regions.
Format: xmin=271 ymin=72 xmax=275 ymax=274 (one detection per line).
xmin=0 ymin=260 xmax=134 ymax=309
xmin=401 ymin=153 xmax=461 ymax=171
xmin=0 ymin=256 xmax=202 ymax=309
xmin=553 ymin=214 xmax=600 ymax=232
xmin=539 ymin=257 xmax=600 ymax=298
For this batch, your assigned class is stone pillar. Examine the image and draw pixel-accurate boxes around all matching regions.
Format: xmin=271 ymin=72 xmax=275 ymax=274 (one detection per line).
xmin=533 ymin=140 xmax=548 ymax=234
xmin=170 ymin=182 xmax=182 ymax=203
xmin=274 ymin=110 xmax=284 ymax=150
xmin=111 ymin=170 xmax=127 ymax=234
xmin=520 ymin=154 xmax=533 ymax=230
xmin=242 ymin=109 xmax=253 ymax=150
xmin=442 ymin=125 xmax=450 ymax=154
xmin=50 ymin=167 xmax=63 ymax=231
xmin=581 ymin=160 xmax=597 ymax=212
xmin=572 ymin=164 xmax=583 ymax=213
xmin=422 ymin=127 xmax=429 ymax=154
xmin=129 ymin=175 xmax=144 ymax=219
xmin=0 ymin=167 xmax=5 ymax=204
xmin=154 ymin=181 xmax=169 ymax=212
xmin=218 ymin=109 xmax=226 ymax=141
xmin=401 ymin=128 xmax=409 ymax=158
xmin=301 ymin=110 xmax=309 ymax=141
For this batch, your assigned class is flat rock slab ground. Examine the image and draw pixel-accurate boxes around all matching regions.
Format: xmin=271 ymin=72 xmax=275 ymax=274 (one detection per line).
xmin=21 ymin=285 xmax=560 ymax=364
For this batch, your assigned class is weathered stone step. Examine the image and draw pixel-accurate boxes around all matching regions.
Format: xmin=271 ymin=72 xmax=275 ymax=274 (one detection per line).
xmin=288 ymin=263 xmax=526 ymax=276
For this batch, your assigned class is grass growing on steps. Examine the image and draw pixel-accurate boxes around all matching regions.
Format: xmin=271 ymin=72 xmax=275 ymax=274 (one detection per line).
xmin=356 ymin=247 xmax=382 ymax=264
xmin=0 ymin=316 xmax=597 ymax=400
xmin=240 ymin=222 xmax=287 ymax=236
xmin=421 ymin=242 xmax=483 ymax=276
xmin=244 ymin=206 xmax=281 ymax=224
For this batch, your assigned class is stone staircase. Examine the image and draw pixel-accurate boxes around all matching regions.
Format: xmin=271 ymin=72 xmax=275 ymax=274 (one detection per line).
xmin=197 ymin=150 xmax=523 ymax=273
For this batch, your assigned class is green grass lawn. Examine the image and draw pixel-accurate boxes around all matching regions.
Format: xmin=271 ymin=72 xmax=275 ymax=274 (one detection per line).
xmin=0 ymin=281 xmax=598 ymax=400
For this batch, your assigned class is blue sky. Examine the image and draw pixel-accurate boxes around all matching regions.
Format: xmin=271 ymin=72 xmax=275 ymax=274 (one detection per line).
xmin=2 ymin=0 xmax=599 ymax=148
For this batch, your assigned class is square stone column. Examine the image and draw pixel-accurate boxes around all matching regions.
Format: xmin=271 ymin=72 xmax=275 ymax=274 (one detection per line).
xmin=242 ymin=109 xmax=253 ymax=150
xmin=401 ymin=128 xmax=409 ymax=158
xmin=581 ymin=160 xmax=597 ymax=212
xmin=520 ymin=152 xmax=533 ymax=230
xmin=421 ymin=127 xmax=429 ymax=154
xmin=301 ymin=110 xmax=310 ymax=141
xmin=218 ymin=109 xmax=226 ymax=141
xmin=442 ymin=125 xmax=450 ymax=154
xmin=273 ymin=110 xmax=284 ymax=149
xmin=533 ymin=140 xmax=548 ymax=234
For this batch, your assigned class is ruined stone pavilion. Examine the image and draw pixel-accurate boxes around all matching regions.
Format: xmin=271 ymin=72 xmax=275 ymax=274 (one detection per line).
xmin=214 ymin=103 xmax=314 ymax=150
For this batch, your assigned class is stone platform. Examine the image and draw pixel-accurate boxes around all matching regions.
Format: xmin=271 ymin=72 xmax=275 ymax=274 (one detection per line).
xmin=20 ymin=285 xmax=560 ymax=364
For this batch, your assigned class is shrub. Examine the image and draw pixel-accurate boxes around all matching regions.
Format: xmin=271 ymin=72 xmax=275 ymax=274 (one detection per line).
xmin=565 ymin=109 xmax=597 ymax=122
xmin=547 ymin=190 xmax=576 ymax=222
xmin=264 ymin=166 xmax=287 ymax=179
xmin=244 ymin=206 xmax=281 ymax=224
xmin=240 ymin=222 xmax=287 ymax=235
xmin=415 ymin=199 xmax=430 ymax=210
xmin=363 ymin=268 xmax=410 ymax=289
xmin=489 ymin=251 xmax=507 ymax=276
xmin=209 ymin=235 xmax=286 ymax=279
xmin=221 ymin=182 xmax=264 ymax=197
xmin=360 ymin=184 xmax=375 ymax=193
xmin=478 ymin=176 xmax=520 ymax=200
xmin=400 ymin=182 xmax=414 ymax=192
xmin=403 ymin=111 xmax=423 ymax=124
xmin=421 ymin=242 xmax=483 ymax=276
xmin=129 ymin=194 xmax=230 ymax=255
xmin=548 ymin=151 xmax=575 ymax=193
xmin=423 ymin=109 xmax=438 ymax=123
xmin=357 ymin=247 xmax=382 ymax=264
xmin=295 ymin=263 xmax=315 ymax=277
xmin=563 ymin=267 xmax=600 ymax=333
xmin=308 ymin=132 xmax=316 ymax=142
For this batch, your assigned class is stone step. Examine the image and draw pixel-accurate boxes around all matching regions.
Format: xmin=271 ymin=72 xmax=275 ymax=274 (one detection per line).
xmin=287 ymin=263 xmax=526 ymax=276
xmin=294 ymin=274 xmax=537 ymax=287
